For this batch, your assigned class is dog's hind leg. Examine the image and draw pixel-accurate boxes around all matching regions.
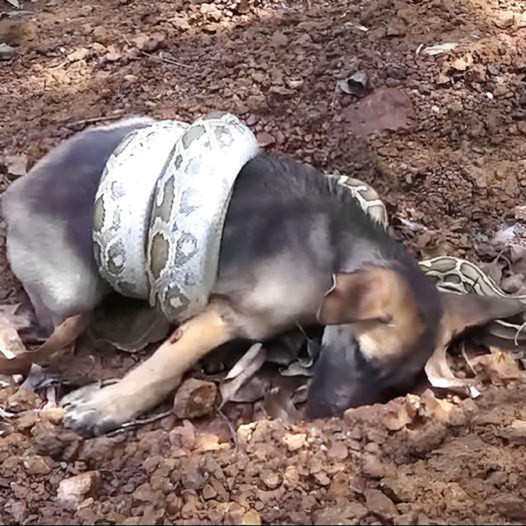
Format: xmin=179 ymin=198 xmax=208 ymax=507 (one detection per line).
xmin=62 ymin=305 xmax=235 ymax=436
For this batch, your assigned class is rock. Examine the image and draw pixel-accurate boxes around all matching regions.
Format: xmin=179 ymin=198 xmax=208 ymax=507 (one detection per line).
xmin=271 ymin=31 xmax=288 ymax=48
xmin=450 ymin=54 xmax=473 ymax=72
xmin=328 ymin=472 xmax=350 ymax=497
xmin=226 ymin=502 xmax=246 ymax=524
xmin=202 ymin=483 xmax=217 ymax=500
xmin=262 ymin=470 xmax=282 ymax=489
xmin=241 ymin=509 xmax=262 ymax=525
xmin=313 ymin=472 xmax=330 ymax=486
xmin=362 ymin=453 xmax=388 ymax=478
xmin=386 ymin=19 xmax=406 ymax=36
xmin=180 ymin=457 xmax=208 ymax=490
xmin=498 ymin=420 xmax=526 ymax=445
xmin=256 ymin=132 xmax=275 ymax=147
xmin=57 ymin=471 xmax=100 ymax=510
xmin=364 ymin=488 xmax=399 ymax=520
xmin=173 ymin=378 xmax=217 ymax=419
xmin=200 ymin=3 xmax=222 ymax=22
xmin=494 ymin=495 xmax=526 ymax=520
xmin=0 ymin=43 xmax=16 ymax=60
xmin=282 ymin=432 xmax=305 ymax=452
xmin=23 ymin=455 xmax=53 ymax=475
xmin=327 ymin=441 xmax=348 ymax=460
xmin=16 ymin=411 xmax=39 ymax=430
xmin=283 ymin=465 xmax=300 ymax=487
xmin=91 ymin=26 xmax=111 ymax=45
xmin=420 ymin=390 xmax=466 ymax=425
xmin=132 ymin=32 xmax=166 ymax=52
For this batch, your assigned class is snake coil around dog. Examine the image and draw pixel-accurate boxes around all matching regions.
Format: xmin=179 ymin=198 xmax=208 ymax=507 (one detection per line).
xmin=92 ymin=113 xmax=259 ymax=323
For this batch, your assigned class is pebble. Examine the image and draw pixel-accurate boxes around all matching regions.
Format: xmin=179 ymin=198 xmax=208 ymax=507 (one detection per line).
xmin=364 ymin=488 xmax=399 ymax=520
xmin=0 ymin=43 xmax=16 ymax=60
xmin=282 ymin=432 xmax=305 ymax=452
xmin=173 ymin=378 xmax=217 ymax=419
xmin=23 ymin=455 xmax=53 ymax=475
xmin=57 ymin=471 xmax=100 ymax=510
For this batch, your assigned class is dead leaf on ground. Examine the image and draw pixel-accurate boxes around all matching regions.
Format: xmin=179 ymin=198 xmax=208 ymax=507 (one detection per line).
xmin=219 ymin=343 xmax=267 ymax=407
xmin=0 ymin=314 xmax=90 ymax=375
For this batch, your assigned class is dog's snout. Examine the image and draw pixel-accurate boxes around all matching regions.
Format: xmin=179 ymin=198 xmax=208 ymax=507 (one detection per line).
xmin=306 ymin=332 xmax=382 ymax=418
xmin=306 ymin=325 xmax=424 ymax=419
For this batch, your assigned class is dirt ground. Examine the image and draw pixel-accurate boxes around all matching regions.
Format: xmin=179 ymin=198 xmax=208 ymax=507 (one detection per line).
xmin=1 ymin=0 xmax=526 ymax=523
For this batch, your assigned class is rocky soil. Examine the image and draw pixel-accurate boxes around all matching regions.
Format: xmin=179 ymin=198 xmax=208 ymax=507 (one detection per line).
xmin=0 ymin=0 xmax=525 ymax=523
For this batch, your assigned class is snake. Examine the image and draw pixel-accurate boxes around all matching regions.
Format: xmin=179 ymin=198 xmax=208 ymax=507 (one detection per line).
xmin=92 ymin=112 xmax=259 ymax=324
xmin=91 ymin=112 xmax=526 ymax=351
xmin=336 ymin=174 xmax=526 ymax=350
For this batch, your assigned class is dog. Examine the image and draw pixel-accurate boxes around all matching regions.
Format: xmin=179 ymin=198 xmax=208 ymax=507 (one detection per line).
xmin=3 ymin=117 xmax=519 ymax=436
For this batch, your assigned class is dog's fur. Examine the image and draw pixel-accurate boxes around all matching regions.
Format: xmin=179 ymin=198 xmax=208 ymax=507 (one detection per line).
xmin=3 ymin=118 xmax=510 ymax=435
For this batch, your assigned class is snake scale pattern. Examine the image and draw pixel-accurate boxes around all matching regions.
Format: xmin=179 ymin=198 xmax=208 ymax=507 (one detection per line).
xmin=91 ymin=112 xmax=525 ymax=342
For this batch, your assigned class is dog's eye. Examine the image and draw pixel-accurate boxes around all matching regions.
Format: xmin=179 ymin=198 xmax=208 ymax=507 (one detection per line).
xmin=377 ymin=314 xmax=393 ymax=325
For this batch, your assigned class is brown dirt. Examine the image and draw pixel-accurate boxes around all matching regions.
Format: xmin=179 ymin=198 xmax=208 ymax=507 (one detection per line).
xmin=1 ymin=0 xmax=526 ymax=523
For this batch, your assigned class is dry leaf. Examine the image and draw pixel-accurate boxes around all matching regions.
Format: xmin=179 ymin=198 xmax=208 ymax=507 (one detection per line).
xmin=219 ymin=343 xmax=266 ymax=406
xmin=0 ymin=314 xmax=90 ymax=375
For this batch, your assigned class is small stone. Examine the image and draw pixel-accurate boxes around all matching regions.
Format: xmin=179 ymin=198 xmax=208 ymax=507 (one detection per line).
xmin=202 ymin=483 xmax=217 ymax=500
xmin=450 ymin=54 xmax=473 ymax=72
xmin=91 ymin=26 xmax=111 ymax=45
xmin=262 ymin=470 xmax=282 ymax=489
xmin=16 ymin=411 xmax=39 ymax=430
xmin=327 ymin=441 xmax=348 ymax=460
xmin=242 ymin=509 xmax=262 ymax=525
xmin=226 ymin=502 xmax=246 ymax=524
xmin=348 ymin=502 xmax=369 ymax=519
xmin=386 ymin=18 xmax=406 ymax=36
xmin=499 ymin=420 xmax=526 ymax=445
xmin=256 ymin=131 xmax=275 ymax=147
xmin=23 ymin=455 xmax=53 ymax=475
xmin=494 ymin=496 xmax=526 ymax=520
xmin=67 ymin=47 xmax=90 ymax=62
xmin=0 ymin=43 xmax=16 ymax=60
xmin=132 ymin=32 xmax=166 ymax=52
xmin=173 ymin=378 xmax=217 ymax=419
xmin=271 ymin=31 xmax=288 ymax=48
xmin=313 ymin=472 xmax=330 ymax=486
xmin=57 ymin=471 xmax=100 ymax=511
xmin=327 ymin=472 xmax=349 ymax=497
xmin=517 ymin=122 xmax=526 ymax=136
xmin=364 ymin=488 xmax=399 ymax=520
xmin=283 ymin=465 xmax=299 ymax=486
xmin=362 ymin=454 xmax=387 ymax=478
xmin=282 ymin=432 xmax=305 ymax=452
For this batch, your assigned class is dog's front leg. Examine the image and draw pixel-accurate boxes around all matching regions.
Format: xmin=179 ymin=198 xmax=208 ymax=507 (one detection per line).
xmin=62 ymin=307 xmax=234 ymax=436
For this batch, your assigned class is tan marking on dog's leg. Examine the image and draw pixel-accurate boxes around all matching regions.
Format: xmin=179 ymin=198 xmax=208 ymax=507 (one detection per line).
xmin=113 ymin=308 xmax=232 ymax=409
xmin=63 ymin=307 xmax=234 ymax=434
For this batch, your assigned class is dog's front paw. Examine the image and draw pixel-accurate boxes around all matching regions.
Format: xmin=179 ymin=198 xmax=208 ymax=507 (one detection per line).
xmin=61 ymin=382 xmax=135 ymax=436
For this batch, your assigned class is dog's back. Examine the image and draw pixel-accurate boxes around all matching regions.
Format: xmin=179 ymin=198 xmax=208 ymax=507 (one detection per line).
xmin=3 ymin=118 xmax=152 ymax=332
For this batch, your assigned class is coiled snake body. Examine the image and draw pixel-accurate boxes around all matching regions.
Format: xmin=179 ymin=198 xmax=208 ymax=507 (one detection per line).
xmin=93 ymin=112 xmax=525 ymax=347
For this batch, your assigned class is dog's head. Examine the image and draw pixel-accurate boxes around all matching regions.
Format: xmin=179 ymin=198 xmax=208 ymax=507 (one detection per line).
xmin=307 ymin=264 xmax=522 ymax=417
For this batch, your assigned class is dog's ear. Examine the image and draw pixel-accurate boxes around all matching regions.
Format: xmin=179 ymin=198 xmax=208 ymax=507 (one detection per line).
xmin=438 ymin=291 xmax=524 ymax=344
xmin=317 ymin=266 xmax=409 ymax=325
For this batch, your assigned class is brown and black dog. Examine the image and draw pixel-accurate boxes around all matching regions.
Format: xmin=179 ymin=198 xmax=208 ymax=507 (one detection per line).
xmin=3 ymin=117 xmax=520 ymax=435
